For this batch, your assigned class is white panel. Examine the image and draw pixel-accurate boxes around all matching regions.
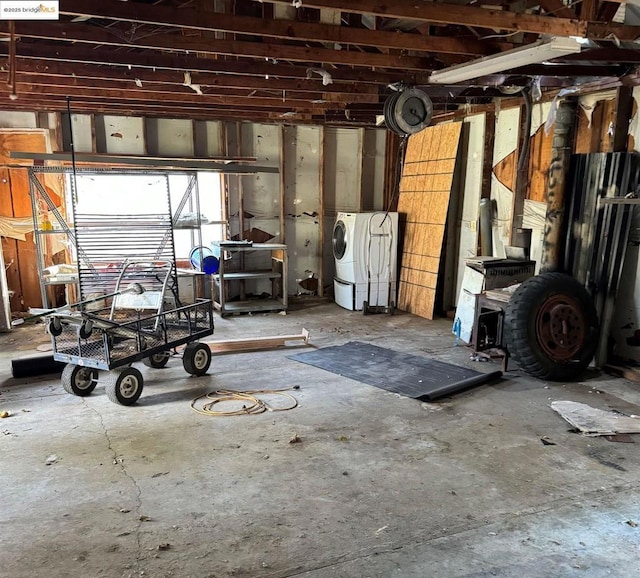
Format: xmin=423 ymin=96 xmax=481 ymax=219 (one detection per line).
xmin=284 ymin=125 xmax=322 ymax=294
xmin=155 ymin=119 xmax=194 ymax=156
xmin=491 ymin=177 xmax=513 ymax=258
xmin=491 ymin=107 xmax=521 ymax=257
xmin=101 ymin=116 xmax=146 ymax=155
xmin=493 ymin=107 xmax=520 ymax=164
xmin=454 ymin=113 xmax=485 ymax=302
xmin=324 ymin=127 xmax=362 ymax=213
xmin=70 ymin=114 xmax=94 ymax=153
xmin=522 ymin=199 xmax=546 ymax=274
xmin=531 ymin=102 xmax=553 ymax=136
xmin=0 ymin=111 xmax=37 ymax=129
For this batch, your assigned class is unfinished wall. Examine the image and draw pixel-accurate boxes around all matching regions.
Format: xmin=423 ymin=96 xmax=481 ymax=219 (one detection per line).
xmin=0 ymin=110 xmax=387 ymax=311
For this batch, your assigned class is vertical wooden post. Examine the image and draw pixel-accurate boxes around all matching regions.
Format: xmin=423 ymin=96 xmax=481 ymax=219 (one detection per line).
xmin=612 ymin=86 xmax=633 ymax=153
xmin=236 ymin=122 xmax=245 ymax=299
xmin=220 ymin=122 xmax=229 ymax=239
xmin=318 ymin=126 xmax=325 ymax=297
xmin=510 ymin=96 xmax=532 ymax=245
xmin=279 ymin=124 xmax=286 ymax=244
xmin=357 ymin=127 xmax=364 ymax=212
xmin=481 ymin=110 xmax=496 ymax=199
xmin=540 ymin=99 xmax=578 ymax=272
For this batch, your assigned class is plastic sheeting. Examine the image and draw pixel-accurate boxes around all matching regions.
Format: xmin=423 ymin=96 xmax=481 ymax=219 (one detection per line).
xmin=0 ymin=215 xmax=33 ymax=241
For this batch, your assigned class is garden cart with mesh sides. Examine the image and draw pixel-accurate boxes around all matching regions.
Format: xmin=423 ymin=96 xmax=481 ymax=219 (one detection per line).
xmin=46 ymin=260 xmax=214 ymax=405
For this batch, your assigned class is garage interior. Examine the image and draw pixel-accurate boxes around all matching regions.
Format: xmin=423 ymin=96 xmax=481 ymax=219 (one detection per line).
xmin=3 ymin=1 xmax=640 ymax=576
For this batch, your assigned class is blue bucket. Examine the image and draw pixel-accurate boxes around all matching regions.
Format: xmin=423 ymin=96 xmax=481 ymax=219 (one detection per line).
xmin=189 ymin=246 xmax=219 ymax=274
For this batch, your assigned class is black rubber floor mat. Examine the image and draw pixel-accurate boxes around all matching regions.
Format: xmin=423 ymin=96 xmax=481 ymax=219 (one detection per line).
xmin=290 ymin=341 xmax=502 ymax=401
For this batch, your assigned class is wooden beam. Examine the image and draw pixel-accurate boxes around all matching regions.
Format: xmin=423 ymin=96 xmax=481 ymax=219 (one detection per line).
xmin=59 ymin=0 xmax=504 ymax=56
xmin=0 ymin=96 xmax=320 ymax=121
xmin=2 ymin=83 xmax=374 ymax=111
xmin=0 ymin=73 xmax=381 ymax=104
xmin=2 ymin=21 xmax=433 ymax=71
xmin=1 ymin=99 xmax=384 ymax=126
xmin=5 ymin=42 xmax=433 ymax=85
xmin=267 ymin=0 xmax=586 ymax=37
xmin=8 ymin=57 xmax=380 ymax=96
xmin=580 ymin=0 xmax=599 ymax=21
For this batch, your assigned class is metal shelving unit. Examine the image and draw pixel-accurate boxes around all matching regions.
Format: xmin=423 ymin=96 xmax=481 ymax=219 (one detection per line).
xmin=212 ymin=242 xmax=287 ymax=317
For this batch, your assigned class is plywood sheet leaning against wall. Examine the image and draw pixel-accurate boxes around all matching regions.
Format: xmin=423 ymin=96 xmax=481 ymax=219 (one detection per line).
xmin=397 ymin=122 xmax=463 ymax=319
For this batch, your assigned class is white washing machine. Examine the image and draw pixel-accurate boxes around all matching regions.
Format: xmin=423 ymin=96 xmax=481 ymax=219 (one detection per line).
xmin=333 ymin=211 xmax=398 ymax=312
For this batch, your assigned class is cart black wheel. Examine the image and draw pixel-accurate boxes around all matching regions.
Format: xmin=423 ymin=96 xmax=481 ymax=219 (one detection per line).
xmin=183 ymin=342 xmax=211 ymax=376
xmin=142 ymin=351 xmax=170 ymax=369
xmin=61 ymin=364 xmax=98 ymax=396
xmin=504 ymin=272 xmax=599 ymax=381
xmin=104 ymin=367 xmax=144 ymax=405
xmin=78 ymin=321 xmax=93 ymax=340
xmin=48 ymin=318 xmax=63 ymax=337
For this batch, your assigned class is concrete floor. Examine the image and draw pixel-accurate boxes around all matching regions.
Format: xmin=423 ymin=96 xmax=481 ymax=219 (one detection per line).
xmin=1 ymin=302 xmax=640 ymax=578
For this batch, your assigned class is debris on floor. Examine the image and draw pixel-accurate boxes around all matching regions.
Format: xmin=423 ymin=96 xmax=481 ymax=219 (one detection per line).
xmin=289 ymin=434 xmax=301 ymax=444
xmin=45 ymin=454 xmax=58 ymax=465
xmin=0 ymin=410 xmax=10 ymax=418
xmin=551 ymin=401 xmax=640 ymax=436
xmin=540 ymin=436 xmax=556 ymax=446
xmin=626 ymin=520 xmax=638 ymax=528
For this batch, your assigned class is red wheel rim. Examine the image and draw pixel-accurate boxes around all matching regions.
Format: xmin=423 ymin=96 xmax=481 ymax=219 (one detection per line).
xmin=535 ymin=294 xmax=586 ymax=361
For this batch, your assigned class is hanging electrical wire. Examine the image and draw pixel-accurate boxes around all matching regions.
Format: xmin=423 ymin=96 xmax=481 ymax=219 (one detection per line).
xmin=8 ymin=21 xmax=17 ymax=101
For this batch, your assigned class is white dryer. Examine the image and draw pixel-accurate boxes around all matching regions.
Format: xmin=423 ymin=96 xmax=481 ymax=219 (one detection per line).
xmin=333 ymin=211 xmax=398 ymax=312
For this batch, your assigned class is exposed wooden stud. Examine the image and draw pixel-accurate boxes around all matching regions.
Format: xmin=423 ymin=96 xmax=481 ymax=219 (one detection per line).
xmin=357 ymin=128 xmax=365 ymax=212
xmin=58 ymin=0 xmax=502 ymax=56
xmin=317 ymin=127 xmax=326 ymax=298
xmin=279 ymin=125 xmax=286 ymax=244
xmin=268 ymin=0 xmax=586 ymax=37
xmin=612 ymin=86 xmax=634 ymax=152
xmin=7 ymin=58 xmax=380 ymax=96
xmin=2 ymin=21 xmax=434 ymax=71
xmin=481 ymin=111 xmax=496 ymax=199
xmin=510 ymin=101 xmax=530 ymax=244
xmin=3 ymin=43 xmax=432 ymax=86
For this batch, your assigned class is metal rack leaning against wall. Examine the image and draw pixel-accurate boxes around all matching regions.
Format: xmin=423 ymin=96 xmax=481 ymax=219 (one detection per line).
xmin=27 ymin=166 xmax=199 ymax=310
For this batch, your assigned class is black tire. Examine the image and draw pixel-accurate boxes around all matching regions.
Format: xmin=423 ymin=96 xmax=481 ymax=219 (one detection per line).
xmin=48 ymin=318 xmax=63 ymax=337
xmin=103 ymin=367 xmax=144 ymax=405
xmin=142 ymin=351 xmax=170 ymax=369
xmin=61 ymin=364 xmax=98 ymax=396
xmin=78 ymin=321 xmax=93 ymax=340
xmin=183 ymin=342 xmax=211 ymax=376
xmin=504 ymin=272 xmax=599 ymax=381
